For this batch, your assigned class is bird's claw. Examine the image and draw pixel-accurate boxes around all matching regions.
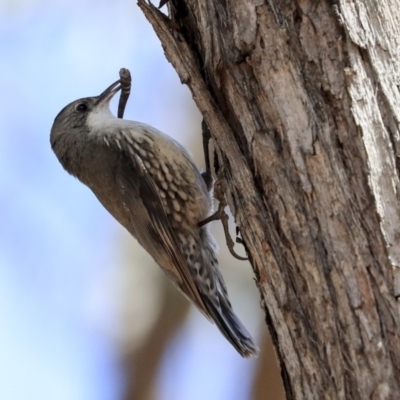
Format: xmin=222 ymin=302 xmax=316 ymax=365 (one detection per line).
xmin=198 ymin=179 xmax=248 ymax=261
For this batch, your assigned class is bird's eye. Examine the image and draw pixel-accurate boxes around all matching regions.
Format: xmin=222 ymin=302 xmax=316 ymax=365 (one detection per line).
xmin=76 ymin=103 xmax=88 ymax=112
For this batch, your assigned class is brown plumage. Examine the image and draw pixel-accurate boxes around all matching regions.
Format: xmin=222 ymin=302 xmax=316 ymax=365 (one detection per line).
xmin=50 ymin=79 xmax=258 ymax=357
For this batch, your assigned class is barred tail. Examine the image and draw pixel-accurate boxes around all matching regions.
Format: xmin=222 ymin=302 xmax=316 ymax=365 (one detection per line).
xmin=202 ymin=294 xmax=259 ymax=358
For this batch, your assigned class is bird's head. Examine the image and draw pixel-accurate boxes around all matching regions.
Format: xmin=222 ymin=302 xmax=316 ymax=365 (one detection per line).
xmin=50 ymin=79 xmax=121 ymax=147
xmin=50 ymin=79 xmax=122 ymax=176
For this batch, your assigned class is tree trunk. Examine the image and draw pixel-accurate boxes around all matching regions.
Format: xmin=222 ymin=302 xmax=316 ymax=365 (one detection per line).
xmin=138 ymin=0 xmax=400 ymax=398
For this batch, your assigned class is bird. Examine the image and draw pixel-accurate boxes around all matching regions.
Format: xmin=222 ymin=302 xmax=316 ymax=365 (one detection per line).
xmin=50 ymin=78 xmax=258 ymax=357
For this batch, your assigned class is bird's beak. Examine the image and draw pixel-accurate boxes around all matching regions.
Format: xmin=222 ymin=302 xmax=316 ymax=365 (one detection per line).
xmin=96 ymin=80 xmax=121 ymax=106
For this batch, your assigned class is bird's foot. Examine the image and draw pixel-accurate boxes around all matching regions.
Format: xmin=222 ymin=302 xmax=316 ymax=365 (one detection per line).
xmin=198 ymin=177 xmax=248 ymax=261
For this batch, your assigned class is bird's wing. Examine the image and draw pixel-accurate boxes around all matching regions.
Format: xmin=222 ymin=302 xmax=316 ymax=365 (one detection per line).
xmin=107 ymin=134 xmax=209 ymax=316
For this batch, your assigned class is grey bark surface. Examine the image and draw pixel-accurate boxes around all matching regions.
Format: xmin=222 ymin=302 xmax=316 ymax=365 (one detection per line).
xmin=138 ymin=0 xmax=400 ymax=398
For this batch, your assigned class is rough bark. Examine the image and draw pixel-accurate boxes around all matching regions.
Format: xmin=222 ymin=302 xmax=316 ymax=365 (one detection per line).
xmin=138 ymin=0 xmax=400 ymax=398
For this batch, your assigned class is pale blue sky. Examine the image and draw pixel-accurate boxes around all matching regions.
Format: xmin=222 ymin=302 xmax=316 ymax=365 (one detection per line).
xmin=0 ymin=1 xmax=261 ymax=399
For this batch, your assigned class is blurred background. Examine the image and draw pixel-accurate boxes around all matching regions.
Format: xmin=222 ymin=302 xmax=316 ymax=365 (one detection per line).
xmin=0 ymin=0 xmax=284 ymax=399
